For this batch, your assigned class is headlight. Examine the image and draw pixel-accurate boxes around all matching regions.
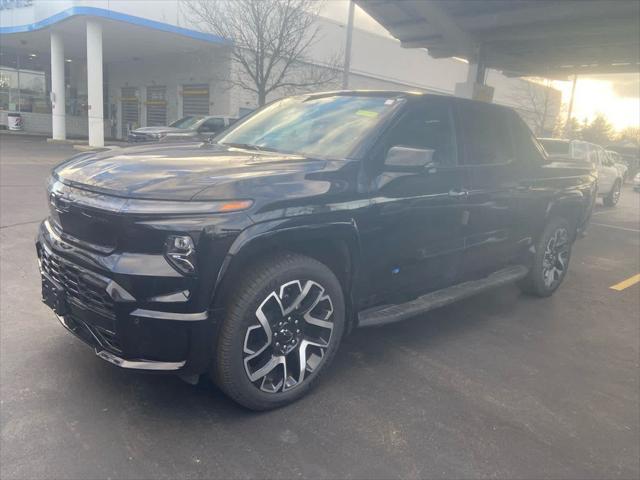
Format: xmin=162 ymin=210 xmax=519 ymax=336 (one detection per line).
xmin=151 ymin=132 xmax=166 ymax=139
xmin=165 ymin=235 xmax=197 ymax=275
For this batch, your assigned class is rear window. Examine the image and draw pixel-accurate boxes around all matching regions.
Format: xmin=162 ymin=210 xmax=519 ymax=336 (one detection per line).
xmin=540 ymin=139 xmax=570 ymax=155
xmin=458 ymin=102 xmax=514 ymax=165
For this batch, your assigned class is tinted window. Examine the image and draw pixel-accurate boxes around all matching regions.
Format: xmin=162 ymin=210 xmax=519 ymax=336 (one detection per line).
xmin=540 ymin=139 xmax=570 ymax=155
xmin=459 ymin=103 xmax=513 ymax=165
xmin=200 ymin=118 xmax=226 ymax=132
xmin=381 ymin=100 xmax=458 ymax=165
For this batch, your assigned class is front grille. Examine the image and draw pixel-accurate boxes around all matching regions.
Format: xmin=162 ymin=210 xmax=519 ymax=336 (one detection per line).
xmin=40 ymin=246 xmax=115 ymax=320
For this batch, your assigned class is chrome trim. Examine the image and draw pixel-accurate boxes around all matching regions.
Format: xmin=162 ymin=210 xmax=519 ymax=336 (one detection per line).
xmin=95 ymin=350 xmax=186 ymax=371
xmin=131 ymin=308 xmax=208 ymax=321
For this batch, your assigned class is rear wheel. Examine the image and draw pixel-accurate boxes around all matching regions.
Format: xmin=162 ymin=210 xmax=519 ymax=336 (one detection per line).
xmin=603 ymin=180 xmax=621 ymax=207
xmin=519 ymin=217 xmax=573 ymax=297
xmin=212 ymin=253 xmax=345 ymax=410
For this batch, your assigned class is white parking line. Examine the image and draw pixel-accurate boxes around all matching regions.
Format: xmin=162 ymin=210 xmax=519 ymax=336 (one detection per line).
xmin=590 ymin=222 xmax=640 ymax=233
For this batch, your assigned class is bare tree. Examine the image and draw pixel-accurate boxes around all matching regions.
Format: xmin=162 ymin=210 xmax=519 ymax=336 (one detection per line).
xmin=185 ymin=0 xmax=341 ymax=106
xmin=509 ymin=79 xmax=559 ymax=136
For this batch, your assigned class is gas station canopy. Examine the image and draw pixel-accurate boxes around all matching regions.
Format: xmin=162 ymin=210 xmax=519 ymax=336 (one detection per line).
xmin=354 ymin=0 xmax=640 ymax=78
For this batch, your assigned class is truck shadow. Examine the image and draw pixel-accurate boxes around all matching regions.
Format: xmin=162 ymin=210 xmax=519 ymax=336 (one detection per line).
xmin=51 ymin=283 xmax=526 ymax=423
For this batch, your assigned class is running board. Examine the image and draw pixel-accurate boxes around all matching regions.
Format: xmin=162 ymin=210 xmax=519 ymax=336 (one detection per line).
xmin=358 ymin=265 xmax=529 ymax=328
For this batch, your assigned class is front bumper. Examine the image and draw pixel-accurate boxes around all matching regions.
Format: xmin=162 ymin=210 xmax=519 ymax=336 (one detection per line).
xmin=36 ymin=220 xmax=214 ymax=374
xmin=57 ymin=314 xmax=186 ymax=371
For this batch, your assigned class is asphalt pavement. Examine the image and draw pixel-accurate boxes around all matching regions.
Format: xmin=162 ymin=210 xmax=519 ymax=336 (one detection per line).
xmin=1 ymin=134 xmax=638 ymax=479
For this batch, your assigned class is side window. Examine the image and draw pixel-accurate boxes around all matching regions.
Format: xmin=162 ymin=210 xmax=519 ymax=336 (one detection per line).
xmin=381 ymin=101 xmax=458 ymax=166
xmin=459 ymin=103 xmax=514 ymax=165
xmin=508 ymin=111 xmax=545 ymax=164
xmin=200 ymin=118 xmax=225 ymax=133
xmin=571 ymin=141 xmax=587 ymax=161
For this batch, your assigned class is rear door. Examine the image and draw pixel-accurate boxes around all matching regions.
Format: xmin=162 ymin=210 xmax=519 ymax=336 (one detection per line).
xmin=456 ymin=101 xmax=521 ymax=277
xmin=596 ymin=146 xmax=618 ymax=193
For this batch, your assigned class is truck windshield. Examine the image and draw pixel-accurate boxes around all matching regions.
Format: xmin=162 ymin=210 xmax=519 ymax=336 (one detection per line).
xmin=217 ymin=94 xmax=400 ymax=158
xmin=170 ymin=116 xmax=204 ymax=129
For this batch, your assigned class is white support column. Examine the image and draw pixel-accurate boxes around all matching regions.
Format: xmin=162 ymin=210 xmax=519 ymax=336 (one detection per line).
xmin=86 ymin=20 xmax=104 ymax=147
xmin=50 ymin=31 xmax=66 ymax=140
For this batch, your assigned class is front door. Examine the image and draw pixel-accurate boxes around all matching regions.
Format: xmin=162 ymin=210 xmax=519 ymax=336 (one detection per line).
xmin=359 ymin=98 xmax=467 ymax=305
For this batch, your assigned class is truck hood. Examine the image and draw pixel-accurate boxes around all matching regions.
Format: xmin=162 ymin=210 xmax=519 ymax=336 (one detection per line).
xmin=54 ymin=143 xmax=330 ymax=201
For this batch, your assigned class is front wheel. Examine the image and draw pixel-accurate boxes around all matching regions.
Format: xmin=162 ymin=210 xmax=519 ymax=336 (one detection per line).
xmin=603 ymin=180 xmax=621 ymax=207
xmin=519 ymin=218 xmax=573 ymax=297
xmin=212 ymin=253 xmax=345 ymax=410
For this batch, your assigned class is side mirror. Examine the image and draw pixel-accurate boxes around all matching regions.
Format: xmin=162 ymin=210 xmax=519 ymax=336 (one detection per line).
xmin=384 ymin=146 xmax=436 ymax=171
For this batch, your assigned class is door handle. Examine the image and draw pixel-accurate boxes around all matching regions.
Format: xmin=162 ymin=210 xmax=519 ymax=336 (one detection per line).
xmin=448 ymin=189 xmax=468 ymax=198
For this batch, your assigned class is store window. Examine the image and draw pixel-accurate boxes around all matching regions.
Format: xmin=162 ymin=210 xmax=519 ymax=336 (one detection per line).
xmin=0 ymin=48 xmax=88 ymax=117
xmin=0 ymin=50 xmax=50 ymax=113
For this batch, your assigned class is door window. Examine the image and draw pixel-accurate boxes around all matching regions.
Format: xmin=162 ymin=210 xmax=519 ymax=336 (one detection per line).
xmin=200 ymin=117 xmax=225 ymax=133
xmin=459 ymin=103 xmax=514 ymax=165
xmin=571 ymin=141 xmax=588 ymax=161
xmin=380 ymin=100 xmax=458 ymax=166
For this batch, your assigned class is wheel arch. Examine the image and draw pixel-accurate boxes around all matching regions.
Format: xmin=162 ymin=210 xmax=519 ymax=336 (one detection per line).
xmin=543 ymin=192 xmax=586 ymax=239
xmin=211 ymin=219 xmax=362 ymax=333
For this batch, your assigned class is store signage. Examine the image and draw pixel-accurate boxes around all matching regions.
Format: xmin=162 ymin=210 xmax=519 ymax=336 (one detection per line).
xmin=0 ymin=0 xmax=33 ymax=10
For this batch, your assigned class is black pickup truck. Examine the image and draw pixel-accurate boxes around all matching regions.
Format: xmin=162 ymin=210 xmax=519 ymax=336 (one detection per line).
xmin=37 ymin=91 xmax=596 ymax=410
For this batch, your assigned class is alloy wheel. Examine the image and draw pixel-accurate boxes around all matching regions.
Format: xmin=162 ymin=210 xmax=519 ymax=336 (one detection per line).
xmin=542 ymin=227 xmax=570 ymax=289
xmin=243 ymin=280 xmax=334 ymax=393
xmin=612 ymin=183 xmax=621 ymax=204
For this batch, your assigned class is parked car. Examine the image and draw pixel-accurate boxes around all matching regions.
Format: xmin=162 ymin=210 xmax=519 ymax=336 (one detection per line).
xmin=127 ymin=115 xmax=236 ymax=143
xmin=606 ymin=150 xmax=628 ymax=181
xmin=38 ymin=92 xmax=596 ymax=410
xmin=539 ymin=138 xmax=623 ymax=206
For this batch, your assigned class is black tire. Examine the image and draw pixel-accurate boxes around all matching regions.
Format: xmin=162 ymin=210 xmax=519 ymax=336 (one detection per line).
xmin=519 ymin=217 xmax=574 ymax=297
xmin=212 ymin=252 xmax=345 ymax=410
xmin=603 ymin=180 xmax=621 ymax=207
